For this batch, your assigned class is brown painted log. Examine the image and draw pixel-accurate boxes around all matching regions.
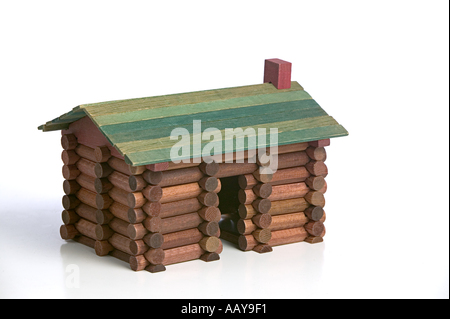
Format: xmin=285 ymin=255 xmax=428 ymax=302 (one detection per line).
xmin=252 ymin=213 xmax=272 ymax=228
xmin=108 ymin=171 xmax=133 ymax=192
xmin=74 ymin=203 xmax=97 ymax=223
xmin=270 ymin=166 xmax=310 ymax=186
xmin=128 ymin=207 xmax=147 ymax=224
xmin=197 ymin=206 xmax=221 ymax=222
xmin=95 ymin=209 xmax=114 ymax=225
xmin=108 ymin=187 xmax=129 ymax=206
xmin=253 ymin=244 xmax=273 ymax=253
xmin=305 ymin=221 xmax=325 ymax=236
xmin=129 ymin=240 xmax=148 ymax=256
xmin=305 ymin=191 xmax=326 ymax=207
xmin=144 ymin=248 xmax=165 ymax=265
xmin=108 ymin=233 xmax=135 ymax=256
xmin=162 ymin=243 xmax=204 ymax=266
xmin=127 ymin=223 xmax=148 ymax=240
xmin=108 ymin=218 xmax=128 ymax=237
xmin=73 ymin=235 xmax=96 ymax=248
xmin=166 ymin=161 xmax=200 ymax=171
xmin=305 ymin=175 xmax=325 ymax=191
xmin=161 ymin=228 xmax=203 ymax=250
xmin=277 ymin=151 xmax=310 ymax=170
xmin=238 ymin=174 xmax=259 ymax=189
xmin=306 ymin=146 xmax=327 ymax=161
xmin=252 ymin=168 xmax=273 ymax=183
xmin=273 ymin=142 xmax=309 ymax=154
xmin=61 ymin=209 xmax=79 ymax=225
xmin=143 ymin=232 xmax=164 ymax=249
xmin=160 ymin=212 xmax=203 ymax=234
xmin=198 ymin=191 xmax=219 ymax=207
xmin=146 ymin=162 xmax=170 ymax=172
xmin=309 ymin=139 xmax=330 ymax=148
xmin=62 ymin=165 xmax=80 ymax=180
xmin=74 ymin=218 xmax=97 ymax=240
xmin=251 ymin=198 xmax=271 ymax=214
xmin=252 ymin=183 xmax=272 ymax=199
xmin=61 ymin=134 xmax=77 ymax=150
xmin=198 ymin=221 xmax=219 ymax=236
xmin=270 ymin=227 xmax=308 ymax=246
xmin=199 ymin=161 xmax=220 ymax=176
xmin=269 ymin=197 xmax=310 ymax=216
xmin=62 ymin=195 xmax=80 ymax=210
xmin=94 ymin=177 xmax=113 ymax=194
xmin=94 ymin=146 xmax=111 ymax=163
xmin=94 ymin=240 xmax=114 ymax=256
xmin=304 ymin=236 xmax=324 ymax=244
xmin=159 ymin=198 xmax=202 ymax=218
xmin=75 ymin=144 xmax=97 ymax=162
xmin=94 ymin=162 xmax=114 ymax=178
xmin=159 ymin=166 xmax=204 ymax=188
xmin=198 ymin=176 xmax=219 ymax=192
xmin=74 ymin=174 xmax=96 ymax=193
xmin=269 ymin=212 xmax=308 ymax=231
xmin=129 ymin=175 xmax=147 ymax=192
xmin=143 ymin=216 xmax=162 ymax=233
xmin=107 ymin=201 xmax=129 ymax=222
xmin=142 ymin=201 xmax=161 ymax=217
xmin=109 ymin=249 xmax=131 ymax=264
xmin=129 ymin=255 xmax=149 ymax=271
xmin=127 ymin=192 xmax=147 ymax=208
xmin=63 ymin=180 xmax=81 ymax=195
xmin=107 ymin=156 xmax=145 ymax=176
xmin=142 ymin=170 xmax=163 ymax=185
xmin=237 ymin=219 xmax=256 ymax=235
xmin=252 ymin=228 xmax=272 ymax=243
xmin=61 ymin=150 xmax=80 ymax=165
xmin=216 ymin=163 xmax=258 ymax=178
xmin=95 ymin=193 xmax=114 ymax=210
xmin=305 ymin=160 xmax=328 ymax=177
xmin=319 ymin=180 xmax=328 ymax=194
xmin=60 ymin=224 xmax=79 ymax=239
xmin=198 ymin=236 xmax=220 ymax=252
xmin=200 ymin=252 xmax=221 ymax=262
xmin=238 ymin=204 xmax=259 ymax=219
xmin=160 ymin=182 xmax=203 ymax=204
xmin=95 ymin=224 xmax=114 ymax=241
xmin=268 ymin=182 xmax=309 ymax=201
xmin=142 ymin=185 xmax=163 ymax=202
xmin=76 ymin=158 xmax=97 ymax=178
xmin=220 ymin=229 xmax=240 ymax=245
xmin=304 ymin=206 xmax=324 ymax=221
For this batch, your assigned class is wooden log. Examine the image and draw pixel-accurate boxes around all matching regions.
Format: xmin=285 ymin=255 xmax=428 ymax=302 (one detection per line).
xmin=107 ymin=201 xmax=129 ymax=222
xmin=142 ymin=170 xmax=163 ymax=185
xmin=252 ymin=228 xmax=272 ymax=244
xmin=270 ymin=227 xmax=308 ymax=247
xmin=108 ymin=171 xmax=133 ymax=193
xmin=142 ymin=201 xmax=161 ymax=217
xmin=61 ymin=150 xmax=80 ymax=165
xmin=94 ymin=146 xmax=111 ymax=163
xmin=129 ymin=240 xmax=148 ymax=256
xmin=108 ymin=187 xmax=129 ymax=207
xmin=198 ymin=191 xmax=219 ymax=207
xmin=273 ymin=142 xmax=309 ymax=154
xmin=74 ymin=218 xmax=97 ymax=240
xmin=63 ymin=180 xmax=81 ymax=195
xmin=61 ymin=134 xmax=77 ymax=150
xmin=305 ymin=175 xmax=325 ymax=191
xmin=200 ymin=252 xmax=221 ymax=262
xmin=108 ymin=156 xmax=145 ymax=176
xmin=127 ymin=223 xmax=148 ymax=240
xmin=108 ymin=233 xmax=135 ymax=256
xmin=62 ymin=195 xmax=80 ymax=210
xmin=238 ymin=204 xmax=259 ymax=219
xmin=199 ymin=161 xmax=220 ymax=176
xmin=160 ymin=182 xmax=203 ymax=204
xmin=216 ymin=163 xmax=258 ymax=178
xmin=166 ymin=161 xmax=200 ymax=171
xmin=304 ymin=206 xmax=324 ymax=221
xmin=146 ymin=162 xmax=170 ymax=172
xmin=60 ymin=224 xmax=79 ymax=239
xmin=268 ymin=182 xmax=309 ymax=201
xmin=127 ymin=192 xmax=147 ymax=208
xmin=252 ymin=213 xmax=272 ymax=228
xmin=319 ymin=180 xmax=327 ymax=194
xmin=305 ymin=160 xmax=328 ymax=177
xmin=252 ymin=168 xmax=273 ymax=183
xmin=109 ymin=249 xmax=131 ymax=264
xmin=129 ymin=255 xmax=149 ymax=271
xmin=76 ymin=158 xmax=97 ymax=178
xmin=160 ymin=212 xmax=203 ymax=234
xmin=143 ymin=216 xmax=162 ymax=233
xmin=253 ymin=244 xmax=273 ymax=254
xmin=62 ymin=165 xmax=80 ymax=180
xmin=270 ymin=166 xmax=310 ymax=186
xmin=95 ymin=209 xmax=114 ymax=225
xmin=75 ymin=144 xmax=97 ymax=162
xmin=198 ymin=221 xmax=219 ymax=236
xmin=197 ymin=206 xmax=221 ymax=222
xmin=144 ymin=248 xmax=165 ymax=265
xmin=143 ymin=232 xmax=164 ymax=249
xmin=161 ymin=228 xmax=203 ymax=250
xmin=142 ymin=185 xmax=162 ymax=202
xmin=252 ymin=183 xmax=272 ymax=199
xmin=198 ymin=236 xmax=220 ymax=252
xmin=61 ymin=209 xmax=79 ymax=225
xmin=129 ymin=175 xmax=147 ymax=192
xmin=94 ymin=240 xmax=114 ymax=256
xmin=237 ymin=219 xmax=257 ymax=235
xmin=93 ymin=177 xmax=113 ymax=194
xmin=269 ymin=212 xmax=308 ymax=231
xmin=251 ymin=198 xmax=271 ymax=214
xmin=107 ymin=218 xmax=128 ymax=237
xmin=238 ymin=174 xmax=259 ymax=189
xmin=162 ymin=243 xmax=204 ymax=266
xmin=220 ymin=229 xmax=240 ymax=245
xmin=305 ymin=221 xmax=325 ymax=236
xmin=159 ymin=166 xmax=204 ymax=188
xmin=306 ymin=146 xmax=327 ymax=161
xmin=95 ymin=224 xmax=114 ymax=240
xmin=159 ymin=198 xmax=202 ymax=219
xmin=304 ymin=236 xmax=324 ymax=244
xmin=269 ymin=197 xmax=310 ymax=216
xmin=304 ymin=191 xmax=326 ymax=207
xmin=75 ymin=174 xmax=96 ymax=193
xmin=198 ymin=176 xmax=219 ymax=192
xmin=309 ymin=139 xmax=330 ymax=148
xmin=277 ymin=151 xmax=310 ymax=170
xmin=74 ymin=203 xmax=97 ymax=223
xmin=94 ymin=162 xmax=114 ymax=178
xmin=128 ymin=207 xmax=147 ymax=224
xmin=95 ymin=193 xmax=114 ymax=210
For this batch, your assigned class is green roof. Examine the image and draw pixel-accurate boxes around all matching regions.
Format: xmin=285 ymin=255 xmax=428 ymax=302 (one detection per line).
xmin=38 ymin=81 xmax=348 ymax=166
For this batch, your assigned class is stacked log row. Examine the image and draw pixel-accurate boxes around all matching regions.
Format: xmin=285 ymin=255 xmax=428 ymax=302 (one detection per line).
xmin=147 ymin=161 xmax=223 ymax=269
xmin=219 ymin=141 xmax=329 ymax=251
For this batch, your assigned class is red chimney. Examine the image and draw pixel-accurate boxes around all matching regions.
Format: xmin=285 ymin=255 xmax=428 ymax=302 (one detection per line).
xmin=264 ymin=58 xmax=292 ymax=89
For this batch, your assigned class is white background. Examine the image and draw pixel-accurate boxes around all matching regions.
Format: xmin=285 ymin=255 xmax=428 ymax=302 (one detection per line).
xmin=0 ymin=1 xmax=448 ymax=299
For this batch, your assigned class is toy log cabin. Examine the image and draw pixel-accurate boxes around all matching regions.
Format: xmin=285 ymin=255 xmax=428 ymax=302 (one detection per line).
xmin=38 ymin=59 xmax=348 ymax=273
